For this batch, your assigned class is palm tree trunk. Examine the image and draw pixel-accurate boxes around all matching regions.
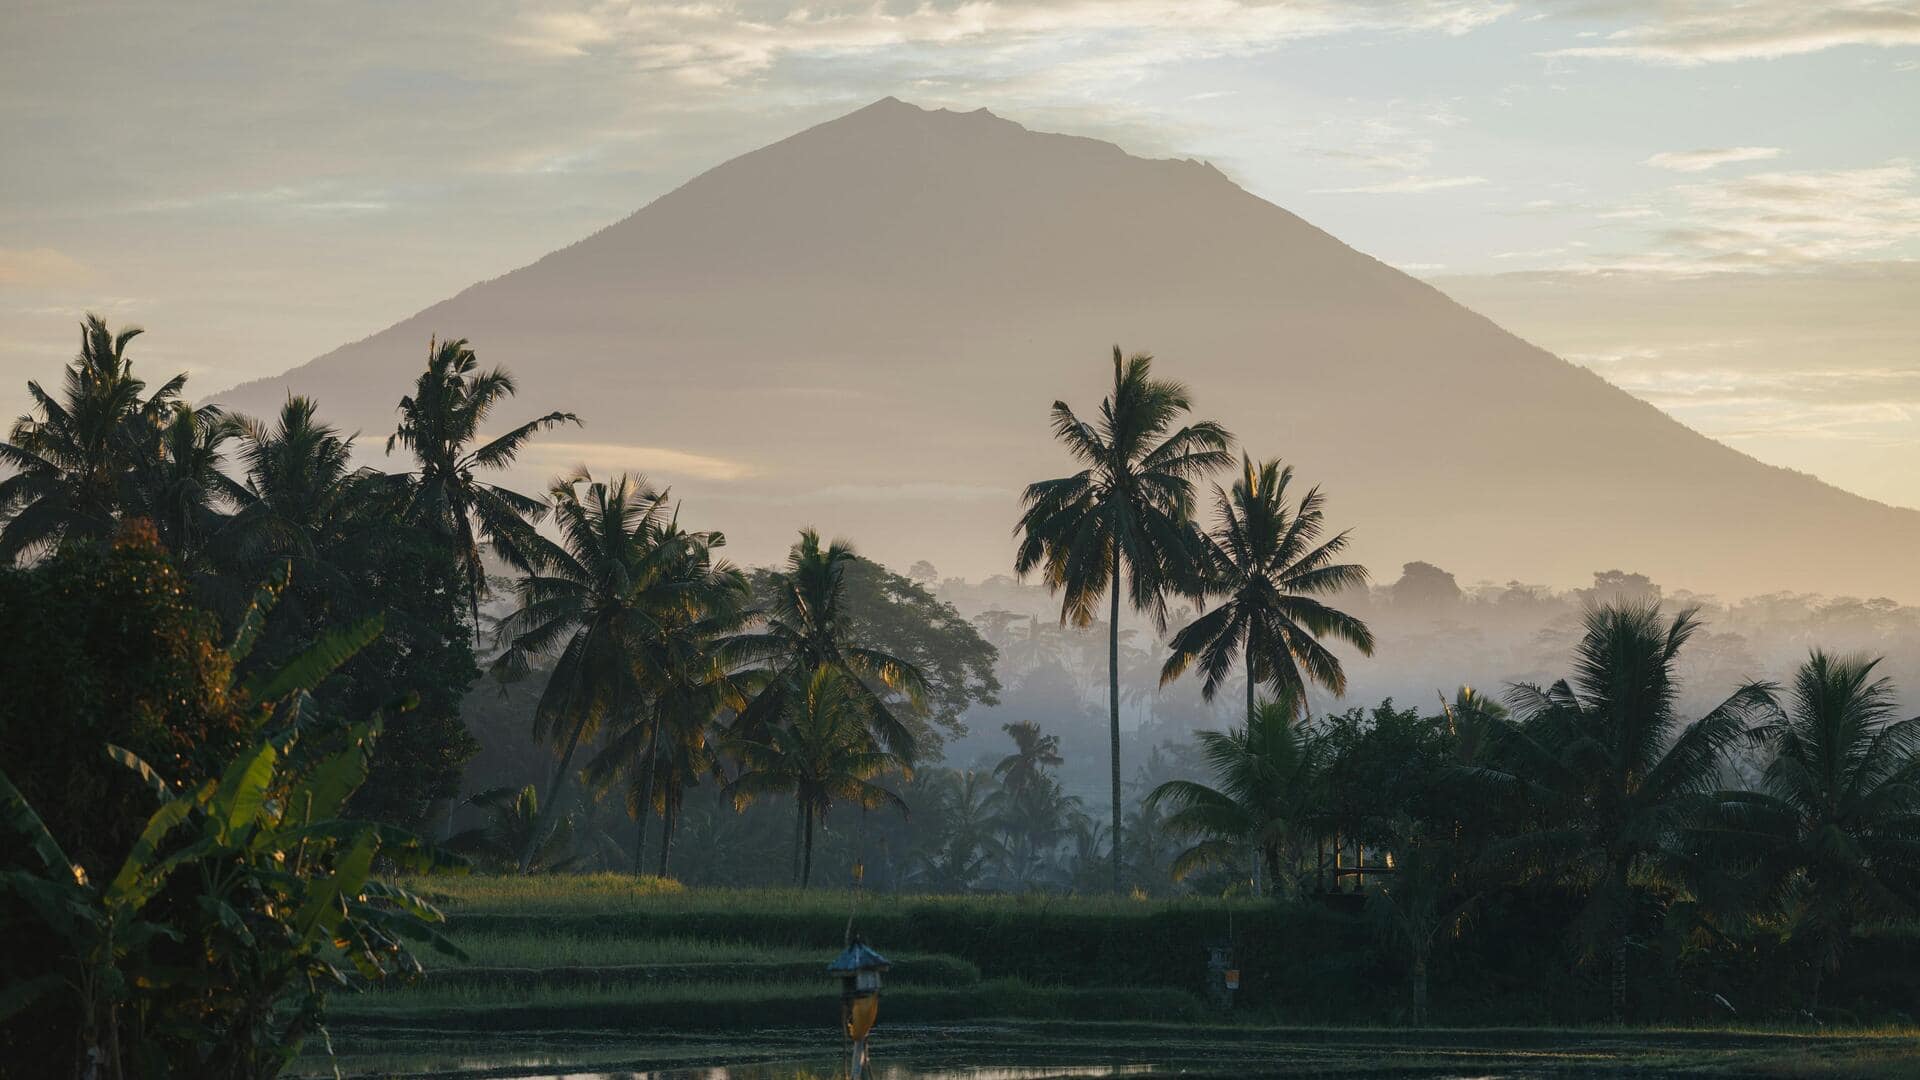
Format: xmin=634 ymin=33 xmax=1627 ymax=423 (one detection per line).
xmin=1610 ymin=860 xmax=1631 ymax=1022
xmin=522 ymin=722 xmax=586 ymax=874
xmin=793 ymin=799 xmax=806 ymax=885
xmin=1412 ymin=944 xmax=1430 ymax=1025
xmin=1108 ymin=552 xmax=1124 ymax=895
xmin=1246 ymin=664 xmax=1257 ymax=724
xmin=802 ymin=805 xmax=816 ymax=889
xmin=657 ymin=794 xmax=675 ymax=877
xmin=634 ymin=725 xmax=661 ymax=876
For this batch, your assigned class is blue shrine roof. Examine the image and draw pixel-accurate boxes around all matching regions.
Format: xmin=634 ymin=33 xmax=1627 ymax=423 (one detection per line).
xmin=828 ymin=940 xmax=892 ymax=973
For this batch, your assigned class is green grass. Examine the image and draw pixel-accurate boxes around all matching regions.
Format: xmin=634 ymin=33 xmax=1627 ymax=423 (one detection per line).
xmin=419 ymin=930 xmax=834 ymax=967
xmin=334 ymin=978 xmax=1206 ymax=1030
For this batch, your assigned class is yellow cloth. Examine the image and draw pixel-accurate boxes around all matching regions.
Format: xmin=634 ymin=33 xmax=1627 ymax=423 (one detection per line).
xmin=844 ymin=994 xmax=879 ymax=1041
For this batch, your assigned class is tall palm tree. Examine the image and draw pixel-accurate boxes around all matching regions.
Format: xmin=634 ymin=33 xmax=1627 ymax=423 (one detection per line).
xmin=727 ymin=529 xmax=929 ymax=761
xmin=491 ymin=470 xmax=676 ymax=871
xmin=1711 ymin=652 xmax=1920 ymax=1009
xmin=993 ymin=720 xmax=1064 ymax=798
xmin=387 ymin=337 xmax=579 ymax=625
xmin=0 ymin=316 xmax=185 ymax=561
xmin=1146 ymin=696 xmax=1325 ymax=896
xmin=1161 ymin=456 xmax=1374 ymax=723
xmin=582 ymin=519 xmax=751 ymax=876
xmin=726 ymin=665 xmax=908 ymax=888
xmin=1015 ymin=346 xmax=1233 ymax=891
xmin=1484 ymin=602 xmax=1775 ymax=1021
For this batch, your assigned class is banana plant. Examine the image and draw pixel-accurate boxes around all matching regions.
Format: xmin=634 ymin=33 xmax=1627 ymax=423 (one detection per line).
xmin=0 ymin=564 xmax=465 ymax=1079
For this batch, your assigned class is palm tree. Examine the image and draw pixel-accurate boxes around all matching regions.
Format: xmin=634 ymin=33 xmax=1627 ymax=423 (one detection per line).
xmin=1161 ymin=456 xmax=1374 ymax=722
xmin=219 ymin=396 xmax=384 ymax=620
xmin=993 ymin=720 xmax=1063 ymax=798
xmin=387 ymin=337 xmax=579 ymax=625
xmin=127 ymin=402 xmax=248 ymax=571
xmin=907 ymin=770 xmax=1003 ymax=892
xmin=1146 ymin=697 xmax=1325 ymax=896
xmin=726 ymin=665 xmax=908 ymax=888
xmin=1711 ymin=652 xmax=1920 ymax=1010
xmin=1015 ymin=346 xmax=1233 ymax=891
xmin=727 ymin=529 xmax=930 ymax=761
xmin=0 ymin=316 xmax=185 ymax=561
xmin=491 ymin=470 xmax=675 ymax=871
xmin=446 ymin=785 xmax=583 ymax=873
xmin=582 ymin=519 xmax=751 ymax=876
xmin=1484 ymin=602 xmax=1775 ymax=1021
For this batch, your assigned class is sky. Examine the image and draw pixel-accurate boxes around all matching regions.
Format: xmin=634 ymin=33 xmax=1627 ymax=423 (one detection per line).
xmin=3 ymin=0 xmax=1918 ymax=509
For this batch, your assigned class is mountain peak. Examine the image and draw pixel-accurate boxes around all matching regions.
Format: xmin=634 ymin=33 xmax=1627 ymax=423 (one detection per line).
xmin=215 ymin=102 xmax=1920 ymax=600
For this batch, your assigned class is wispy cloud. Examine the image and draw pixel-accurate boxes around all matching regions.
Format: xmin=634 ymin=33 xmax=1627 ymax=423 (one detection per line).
xmin=1545 ymin=2 xmax=1920 ymax=65
xmin=1645 ymin=146 xmax=1782 ymax=172
xmin=1316 ymin=174 xmax=1488 ymax=194
xmin=524 ymin=441 xmax=755 ymax=481
xmin=0 ymin=248 xmax=89 ymax=288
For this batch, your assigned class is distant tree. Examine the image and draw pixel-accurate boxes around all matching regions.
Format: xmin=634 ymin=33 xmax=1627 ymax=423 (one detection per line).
xmin=1483 ymin=602 xmax=1775 ymax=1021
xmin=907 ymin=769 xmax=1003 ymax=892
xmin=1390 ymin=561 xmax=1462 ymax=610
xmin=1161 ymin=455 xmax=1374 ymax=724
xmin=908 ymin=559 xmax=939 ymax=583
xmin=387 ymin=336 xmax=578 ymax=625
xmin=0 ymin=316 xmax=185 ymax=561
xmin=727 ymin=666 xmax=908 ymax=888
xmin=1581 ymin=569 xmax=1661 ymax=608
xmin=993 ymin=720 xmax=1064 ymax=798
xmin=1016 ymin=346 xmax=1233 ymax=892
xmin=446 ymin=785 xmax=582 ymax=873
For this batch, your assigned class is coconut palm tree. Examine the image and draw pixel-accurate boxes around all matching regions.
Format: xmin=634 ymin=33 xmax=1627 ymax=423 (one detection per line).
xmin=993 ymin=720 xmax=1064 ymax=798
xmin=726 ymin=665 xmax=908 ymax=888
xmin=1711 ymin=652 xmax=1920 ymax=1010
xmin=1161 ymin=456 xmax=1374 ymax=723
xmin=907 ymin=769 xmax=1003 ymax=893
xmin=387 ymin=337 xmax=578 ymax=625
xmin=127 ymin=402 xmax=249 ymax=572
xmin=1015 ymin=346 xmax=1233 ymax=891
xmin=1146 ymin=696 xmax=1325 ymax=896
xmin=219 ymin=396 xmax=385 ymax=619
xmin=582 ymin=519 xmax=751 ymax=876
xmin=446 ymin=785 xmax=583 ymax=873
xmin=1483 ymin=602 xmax=1775 ymax=1021
xmin=0 ymin=316 xmax=186 ymax=561
xmin=727 ymin=529 xmax=929 ymax=761
xmin=491 ymin=470 xmax=676 ymax=871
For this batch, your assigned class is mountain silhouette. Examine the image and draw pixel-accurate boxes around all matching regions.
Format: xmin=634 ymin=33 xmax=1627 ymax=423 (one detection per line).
xmin=215 ymin=97 xmax=1920 ymax=600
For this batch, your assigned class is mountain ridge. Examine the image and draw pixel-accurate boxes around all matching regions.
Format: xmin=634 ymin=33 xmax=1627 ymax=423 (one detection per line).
xmin=213 ymin=98 xmax=1920 ymax=600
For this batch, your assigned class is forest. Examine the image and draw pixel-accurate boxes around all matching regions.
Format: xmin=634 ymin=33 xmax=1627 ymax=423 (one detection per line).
xmin=3 ymin=320 xmax=1920 ymax=1077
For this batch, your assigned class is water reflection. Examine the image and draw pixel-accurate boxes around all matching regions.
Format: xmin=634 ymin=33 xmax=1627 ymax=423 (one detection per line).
xmin=483 ymin=1064 xmax=1158 ymax=1080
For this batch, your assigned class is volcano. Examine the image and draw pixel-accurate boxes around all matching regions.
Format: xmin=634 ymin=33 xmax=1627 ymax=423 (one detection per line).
xmin=215 ymin=97 xmax=1920 ymax=600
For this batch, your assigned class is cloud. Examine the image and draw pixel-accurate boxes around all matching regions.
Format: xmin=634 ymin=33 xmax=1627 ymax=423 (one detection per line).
xmin=1545 ymin=2 xmax=1920 ymax=65
xmin=1564 ymin=160 xmax=1920 ymax=275
xmin=523 ymin=441 xmax=755 ymax=481
xmin=501 ymin=1 xmax=1516 ymax=88
xmin=1591 ymin=364 xmax=1920 ymax=443
xmin=1316 ymin=174 xmax=1488 ymax=194
xmin=1645 ymin=146 xmax=1782 ymax=172
xmin=0 ymin=248 xmax=88 ymax=288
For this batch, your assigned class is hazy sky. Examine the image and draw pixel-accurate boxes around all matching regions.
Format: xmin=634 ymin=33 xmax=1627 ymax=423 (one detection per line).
xmin=3 ymin=1 xmax=1918 ymax=507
